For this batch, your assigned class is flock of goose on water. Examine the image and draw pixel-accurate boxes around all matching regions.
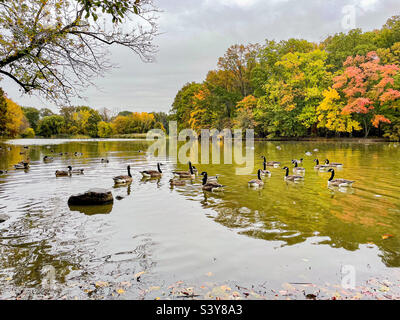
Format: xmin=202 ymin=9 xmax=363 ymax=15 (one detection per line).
xmin=0 ymin=145 xmax=355 ymax=193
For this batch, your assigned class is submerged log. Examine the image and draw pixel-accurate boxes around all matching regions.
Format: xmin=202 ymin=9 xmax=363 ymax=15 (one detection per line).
xmin=68 ymin=188 xmax=114 ymax=206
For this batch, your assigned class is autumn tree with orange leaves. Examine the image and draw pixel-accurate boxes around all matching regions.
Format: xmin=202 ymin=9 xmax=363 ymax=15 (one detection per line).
xmin=332 ymin=52 xmax=400 ymax=137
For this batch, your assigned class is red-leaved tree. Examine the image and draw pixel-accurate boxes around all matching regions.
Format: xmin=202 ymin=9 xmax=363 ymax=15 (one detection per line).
xmin=333 ymin=52 xmax=400 ymax=137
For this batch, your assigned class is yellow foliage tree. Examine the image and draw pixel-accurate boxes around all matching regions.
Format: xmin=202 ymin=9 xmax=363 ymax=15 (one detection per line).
xmin=5 ymin=98 xmax=26 ymax=137
xmin=317 ymin=88 xmax=361 ymax=133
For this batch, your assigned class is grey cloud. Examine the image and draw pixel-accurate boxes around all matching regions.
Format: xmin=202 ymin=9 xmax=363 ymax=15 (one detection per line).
xmin=2 ymin=0 xmax=399 ymax=113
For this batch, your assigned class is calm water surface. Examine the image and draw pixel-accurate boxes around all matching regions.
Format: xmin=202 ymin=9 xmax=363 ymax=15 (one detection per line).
xmin=0 ymin=138 xmax=400 ymax=299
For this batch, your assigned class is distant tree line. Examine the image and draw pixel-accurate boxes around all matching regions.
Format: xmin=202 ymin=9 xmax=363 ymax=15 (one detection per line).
xmin=170 ymin=15 xmax=400 ymax=140
xmin=0 ymin=92 xmax=168 ymax=138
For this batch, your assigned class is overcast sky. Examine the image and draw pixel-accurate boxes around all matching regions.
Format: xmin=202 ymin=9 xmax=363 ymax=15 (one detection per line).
xmin=2 ymin=0 xmax=399 ymax=114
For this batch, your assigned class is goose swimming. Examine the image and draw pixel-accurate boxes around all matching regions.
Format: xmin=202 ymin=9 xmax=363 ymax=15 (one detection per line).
xmin=201 ymin=172 xmax=225 ymax=192
xmin=113 ymin=165 xmax=133 ymax=185
xmin=325 ymin=159 xmax=343 ymax=168
xmin=314 ymin=159 xmax=329 ymax=170
xmin=173 ymin=162 xmax=196 ymax=179
xmin=292 ymin=160 xmax=306 ymax=173
xmin=282 ymin=166 xmax=304 ymax=182
xmin=140 ymin=163 xmax=163 ymax=178
xmin=68 ymin=166 xmax=84 ymax=175
xmin=248 ymin=169 xmax=264 ymax=188
xmin=261 ymin=156 xmax=280 ymax=168
xmin=327 ymin=169 xmax=355 ymax=187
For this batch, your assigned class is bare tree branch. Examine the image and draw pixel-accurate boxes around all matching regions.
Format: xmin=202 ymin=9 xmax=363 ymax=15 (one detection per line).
xmin=0 ymin=0 xmax=159 ymax=105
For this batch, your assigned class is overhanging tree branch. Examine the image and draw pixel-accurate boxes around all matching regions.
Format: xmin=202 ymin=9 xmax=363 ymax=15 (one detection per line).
xmin=0 ymin=0 xmax=159 ymax=105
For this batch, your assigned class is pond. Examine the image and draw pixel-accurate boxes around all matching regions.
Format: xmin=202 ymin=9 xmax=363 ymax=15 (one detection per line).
xmin=0 ymin=138 xmax=400 ymax=299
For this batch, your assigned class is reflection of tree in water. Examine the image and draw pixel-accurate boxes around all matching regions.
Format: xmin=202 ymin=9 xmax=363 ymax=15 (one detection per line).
xmin=171 ymin=164 xmax=400 ymax=267
xmin=0 ymin=204 xmax=83 ymax=289
xmin=0 ymin=198 xmax=157 ymax=297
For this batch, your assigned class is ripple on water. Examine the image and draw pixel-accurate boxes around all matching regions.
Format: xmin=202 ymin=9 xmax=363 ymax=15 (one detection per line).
xmin=1 ymin=140 xmax=400 ymax=298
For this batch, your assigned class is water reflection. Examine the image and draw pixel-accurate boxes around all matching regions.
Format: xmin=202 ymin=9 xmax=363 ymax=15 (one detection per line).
xmin=0 ymin=139 xmax=400 ymax=298
xmin=68 ymin=203 xmax=114 ymax=215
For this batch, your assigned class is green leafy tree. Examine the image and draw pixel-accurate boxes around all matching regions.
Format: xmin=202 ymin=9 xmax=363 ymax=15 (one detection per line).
xmin=257 ymin=49 xmax=332 ymax=137
xmin=22 ymin=107 xmax=40 ymax=131
xmin=37 ymin=115 xmax=65 ymax=137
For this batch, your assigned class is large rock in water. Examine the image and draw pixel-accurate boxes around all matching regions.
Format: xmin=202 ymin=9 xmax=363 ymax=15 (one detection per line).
xmin=68 ymin=188 xmax=114 ymax=206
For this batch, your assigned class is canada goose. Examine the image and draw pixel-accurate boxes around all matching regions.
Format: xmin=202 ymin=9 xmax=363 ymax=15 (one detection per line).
xmin=191 ymin=165 xmax=199 ymax=175
xmin=113 ymin=165 xmax=133 ymax=185
xmin=327 ymin=169 xmax=355 ymax=187
xmin=101 ymin=158 xmax=109 ymax=163
xmin=23 ymin=146 xmax=29 ymax=149
xmin=314 ymin=159 xmax=329 ymax=170
xmin=67 ymin=166 xmax=84 ymax=174
xmin=173 ymin=162 xmax=195 ymax=179
xmin=292 ymin=160 xmax=306 ymax=173
xmin=43 ymin=156 xmax=54 ymax=162
xmin=0 ymin=170 xmax=7 ymax=174
xmin=261 ymin=160 xmax=272 ymax=177
xmin=283 ymin=167 xmax=304 ymax=182
xmin=261 ymin=156 xmax=280 ymax=168
xmin=74 ymin=152 xmax=83 ymax=156
xmin=55 ymin=169 xmax=71 ymax=177
xmin=325 ymin=159 xmax=343 ymax=168
xmin=201 ymin=172 xmax=225 ymax=192
xmin=169 ymin=179 xmax=186 ymax=186
xmin=248 ymin=169 xmax=264 ymax=188
xmin=14 ymin=162 xmax=29 ymax=169
xmin=293 ymin=158 xmax=304 ymax=164
xmin=140 ymin=163 xmax=163 ymax=178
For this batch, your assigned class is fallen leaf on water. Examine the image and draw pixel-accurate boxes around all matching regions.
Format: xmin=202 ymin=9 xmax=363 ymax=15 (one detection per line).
xmin=220 ymin=285 xmax=231 ymax=292
xmin=95 ymin=281 xmax=109 ymax=288
xmin=352 ymin=293 xmax=363 ymax=300
xmin=5 ymin=277 xmax=12 ymax=281
xmin=116 ymin=288 xmax=125 ymax=294
xmin=134 ymin=271 xmax=146 ymax=280
xmin=379 ymin=286 xmax=390 ymax=292
xmin=382 ymin=234 xmax=394 ymax=240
